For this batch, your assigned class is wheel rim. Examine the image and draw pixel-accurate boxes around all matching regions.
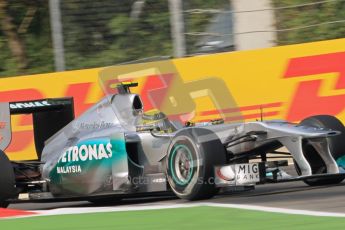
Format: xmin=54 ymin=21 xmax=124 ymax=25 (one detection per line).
xmin=336 ymin=155 xmax=345 ymax=170
xmin=170 ymin=144 xmax=194 ymax=186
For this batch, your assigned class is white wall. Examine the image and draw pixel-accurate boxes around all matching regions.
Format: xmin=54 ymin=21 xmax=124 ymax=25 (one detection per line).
xmin=231 ymin=0 xmax=277 ymax=50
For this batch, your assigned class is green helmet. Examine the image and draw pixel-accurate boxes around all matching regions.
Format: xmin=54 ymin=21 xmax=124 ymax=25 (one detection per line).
xmin=140 ymin=109 xmax=175 ymax=132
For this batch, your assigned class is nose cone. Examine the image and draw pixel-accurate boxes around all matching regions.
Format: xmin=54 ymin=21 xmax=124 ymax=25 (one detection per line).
xmin=258 ymin=121 xmax=341 ymax=139
xmin=294 ymin=124 xmax=340 ymax=138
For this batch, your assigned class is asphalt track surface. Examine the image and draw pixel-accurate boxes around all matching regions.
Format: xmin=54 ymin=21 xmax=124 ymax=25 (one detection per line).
xmin=10 ymin=169 xmax=345 ymax=214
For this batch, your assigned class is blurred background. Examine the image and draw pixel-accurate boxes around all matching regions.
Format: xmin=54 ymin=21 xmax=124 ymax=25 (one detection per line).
xmin=0 ymin=0 xmax=344 ymax=77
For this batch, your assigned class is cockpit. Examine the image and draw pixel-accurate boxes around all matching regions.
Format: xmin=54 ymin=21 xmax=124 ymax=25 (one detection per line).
xmin=110 ymin=82 xmax=178 ymax=133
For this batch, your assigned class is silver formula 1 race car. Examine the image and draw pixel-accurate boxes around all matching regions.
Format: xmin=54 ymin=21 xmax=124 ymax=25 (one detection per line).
xmin=1 ymin=82 xmax=345 ymax=208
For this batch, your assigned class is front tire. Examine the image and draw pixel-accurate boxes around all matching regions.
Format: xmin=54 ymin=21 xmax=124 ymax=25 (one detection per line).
xmin=166 ymin=128 xmax=226 ymax=200
xmin=296 ymin=115 xmax=345 ymax=186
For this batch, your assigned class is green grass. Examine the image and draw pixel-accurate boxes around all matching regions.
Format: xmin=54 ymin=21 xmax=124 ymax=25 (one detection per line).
xmin=1 ymin=206 xmax=345 ymax=230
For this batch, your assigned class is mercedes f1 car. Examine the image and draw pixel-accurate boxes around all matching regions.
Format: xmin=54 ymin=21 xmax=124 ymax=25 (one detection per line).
xmin=1 ymin=82 xmax=345 ymax=208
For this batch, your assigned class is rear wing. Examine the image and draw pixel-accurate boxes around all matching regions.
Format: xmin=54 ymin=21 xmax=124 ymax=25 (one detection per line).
xmin=0 ymin=98 xmax=74 ymax=159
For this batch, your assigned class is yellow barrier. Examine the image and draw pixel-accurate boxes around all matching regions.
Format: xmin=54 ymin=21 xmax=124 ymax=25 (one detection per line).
xmin=1 ymin=38 xmax=345 ymax=160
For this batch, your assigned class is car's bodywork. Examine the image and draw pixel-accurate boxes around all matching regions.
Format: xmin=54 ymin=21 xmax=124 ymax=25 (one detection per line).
xmin=1 ymin=82 xmax=345 ymax=205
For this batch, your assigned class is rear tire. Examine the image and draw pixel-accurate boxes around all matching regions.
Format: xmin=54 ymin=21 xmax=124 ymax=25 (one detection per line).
xmin=166 ymin=128 xmax=226 ymax=200
xmin=0 ymin=150 xmax=15 ymax=207
xmin=296 ymin=115 xmax=345 ymax=186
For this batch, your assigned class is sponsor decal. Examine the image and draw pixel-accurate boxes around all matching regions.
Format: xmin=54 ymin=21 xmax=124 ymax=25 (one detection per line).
xmin=56 ymin=141 xmax=113 ymax=174
xmin=216 ymin=166 xmax=235 ymax=181
xmin=216 ymin=163 xmax=261 ymax=185
xmin=58 ymin=143 xmax=112 ymax=163
xmin=152 ymin=178 xmax=166 ymax=183
xmin=9 ymin=100 xmax=51 ymax=109
xmin=77 ymin=121 xmax=113 ymax=130
xmin=283 ymin=52 xmax=345 ymax=121
xmin=48 ymin=136 xmax=127 ymax=195
xmin=235 ymin=163 xmax=260 ymax=183
xmin=57 ymin=165 xmax=82 ymax=174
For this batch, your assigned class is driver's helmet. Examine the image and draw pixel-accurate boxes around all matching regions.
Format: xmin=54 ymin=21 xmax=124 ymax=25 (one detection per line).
xmin=140 ymin=109 xmax=175 ymax=132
